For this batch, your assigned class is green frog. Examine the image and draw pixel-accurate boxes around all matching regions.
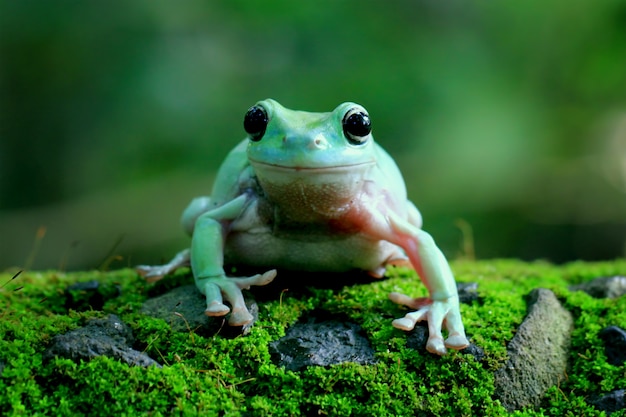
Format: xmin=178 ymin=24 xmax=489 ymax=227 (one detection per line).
xmin=138 ymin=99 xmax=469 ymax=355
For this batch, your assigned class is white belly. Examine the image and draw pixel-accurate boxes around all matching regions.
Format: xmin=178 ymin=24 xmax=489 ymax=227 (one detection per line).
xmin=224 ymin=230 xmax=405 ymax=274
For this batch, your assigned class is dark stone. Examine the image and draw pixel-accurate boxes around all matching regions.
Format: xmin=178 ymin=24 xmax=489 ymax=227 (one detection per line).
xmin=141 ymin=284 xmax=258 ymax=337
xmin=460 ymin=342 xmax=486 ymax=362
xmin=494 ymin=288 xmax=573 ymax=411
xmin=590 ymin=390 xmax=626 ymax=415
xmin=599 ymin=326 xmax=626 ymax=366
xmin=43 ymin=315 xmax=160 ymax=368
xmin=405 ymin=322 xmax=485 ymax=361
xmin=269 ymin=313 xmax=376 ymax=371
xmin=405 ymin=323 xmax=430 ymax=352
xmin=457 ymin=282 xmax=480 ymax=304
xmin=570 ymin=276 xmax=626 ymax=299
xmin=65 ymin=280 xmax=121 ymax=311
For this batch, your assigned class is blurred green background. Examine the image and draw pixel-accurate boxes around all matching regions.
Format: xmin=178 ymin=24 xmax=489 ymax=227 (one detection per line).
xmin=1 ymin=0 xmax=626 ymax=271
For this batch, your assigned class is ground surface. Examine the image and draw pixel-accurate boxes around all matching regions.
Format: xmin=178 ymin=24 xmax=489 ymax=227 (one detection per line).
xmin=1 ymin=260 xmax=625 ymax=416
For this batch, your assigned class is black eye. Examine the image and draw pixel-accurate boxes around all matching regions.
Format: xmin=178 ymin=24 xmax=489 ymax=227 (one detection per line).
xmin=244 ymin=105 xmax=268 ymax=141
xmin=342 ymin=108 xmax=371 ymax=145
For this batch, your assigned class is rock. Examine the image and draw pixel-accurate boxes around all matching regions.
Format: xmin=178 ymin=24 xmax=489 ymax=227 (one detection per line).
xmin=457 ymin=282 xmax=480 ymax=304
xmin=405 ymin=324 xmax=430 ymax=352
xmin=590 ymin=390 xmax=626 ymax=415
xmin=570 ymin=276 xmax=626 ymax=299
xmin=459 ymin=342 xmax=486 ymax=362
xmin=65 ymin=280 xmax=121 ymax=311
xmin=405 ymin=322 xmax=485 ymax=361
xmin=269 ymin=313 xmax=376 ymax=371
xmin=493 ymin=288 xmax=573 ymax=411
xmin=43 ymin=315 xmax=160 ymax=368
xmin=599 ymin=326 xmax=626 ymax=366
xmin=141 ymin=284 xmax=258 ymax=337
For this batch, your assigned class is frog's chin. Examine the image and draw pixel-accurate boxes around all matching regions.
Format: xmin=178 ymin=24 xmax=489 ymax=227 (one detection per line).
xmin=249 ymin=159 xmax=375 ymax=220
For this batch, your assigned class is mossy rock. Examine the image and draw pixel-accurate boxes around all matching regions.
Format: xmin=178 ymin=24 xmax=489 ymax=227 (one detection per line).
xmin=1 ymin=260 xmax=625 ymax=416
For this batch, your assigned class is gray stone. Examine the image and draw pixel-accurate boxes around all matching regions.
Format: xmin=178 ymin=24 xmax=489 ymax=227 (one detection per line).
xmin=141 ymin=284 xmax=258 ymax=336
xmin=457 ymin=282 xmax=480 ymax=304
xmin=269 ymin=314 xmax=376 ymax=371
xmin=599 ymin=326 xmax=626 ymax=366
xmin=494 ymin=288 xmax=573 ymax=411
xmin=43 ymin=315 xmax=160 ymax=367
xmin=570 ymin=276 xmax=626 ymax=299
xmin=590 ymin=390 xmax=626 ymax=415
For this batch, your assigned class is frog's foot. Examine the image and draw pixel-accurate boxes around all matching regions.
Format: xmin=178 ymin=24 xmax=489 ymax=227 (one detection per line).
xmin=198 ymin=269 xmax=277 ymax=326
xmin=137 ymin=249 xmax=190 ymax=283
xmin=390 ymin=292 xmax=469 ymax=355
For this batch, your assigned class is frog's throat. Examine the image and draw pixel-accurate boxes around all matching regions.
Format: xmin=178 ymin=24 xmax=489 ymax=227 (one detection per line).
xmin=249 ymin=160 xmax=375 ymax=221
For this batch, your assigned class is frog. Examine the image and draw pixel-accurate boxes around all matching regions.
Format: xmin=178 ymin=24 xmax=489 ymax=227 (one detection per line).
xmin=137 ymin=99 xmax=469 ymax=355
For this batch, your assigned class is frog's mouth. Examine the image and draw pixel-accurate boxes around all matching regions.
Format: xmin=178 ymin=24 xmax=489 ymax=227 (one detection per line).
xmin=249 ymin=159 xmax=375 ymax=173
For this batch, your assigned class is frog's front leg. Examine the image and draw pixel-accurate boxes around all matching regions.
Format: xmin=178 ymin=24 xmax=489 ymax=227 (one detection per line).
xmin=191 ymin=194 xmax=276 ymax=326
xmin=136 ymin=249 xmax=191 ymax=283
xmin=378 ymin=209 xmax=469 ymax=355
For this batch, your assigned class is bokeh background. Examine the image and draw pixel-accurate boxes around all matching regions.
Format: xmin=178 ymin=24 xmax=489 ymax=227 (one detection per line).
xmin=1 ymin=0 xmax=626 ymax=272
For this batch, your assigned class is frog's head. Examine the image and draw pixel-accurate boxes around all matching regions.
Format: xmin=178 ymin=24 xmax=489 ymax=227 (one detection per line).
xmin=244 ymin=99 xmax=378 ymax=218
xmin=245 ymin=99 xmax=376 ymax=169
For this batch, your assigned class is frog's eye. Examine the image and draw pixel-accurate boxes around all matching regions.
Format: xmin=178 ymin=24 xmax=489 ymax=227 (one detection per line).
xmin=342 ymin=108 xmax=371 ymax=145
xmin=244 ymin=105 xmax=269 ymax=142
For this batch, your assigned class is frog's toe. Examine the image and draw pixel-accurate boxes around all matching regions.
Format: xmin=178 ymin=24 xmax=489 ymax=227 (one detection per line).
xmin=445 ymin=334 xmax=470 ymax=350
xmin=389 ymin=292 xmax=431 ymax=309
xmin=205 ymin=301 xmax=230 ymax=317
xmin=231 ymin=269 xmax=277 ymax=289
xmin=426 ymin=336 xmax=447 ymax=356
xmin=367 ymin=266 xmax=387 ymax=279
xmin=228 ymin=308 xmax=254 ymax=326
xmin=136 ymin=265 xmax=167 ymax=282
xmin=392 ymin=317 xmax=417 ymax=331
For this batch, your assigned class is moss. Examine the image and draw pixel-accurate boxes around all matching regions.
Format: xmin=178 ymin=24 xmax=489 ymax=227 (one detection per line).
xmin=1 ymin=260 xmax=625 ymax=416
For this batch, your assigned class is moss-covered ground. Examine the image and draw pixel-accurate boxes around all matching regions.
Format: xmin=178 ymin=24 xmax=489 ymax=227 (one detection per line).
xmin=1 ymin=260 xmax=625 ymax=416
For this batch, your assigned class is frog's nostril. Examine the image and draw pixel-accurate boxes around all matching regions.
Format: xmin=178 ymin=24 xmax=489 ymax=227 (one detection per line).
xmin=311 ymin=135 xmax=328 ymax=150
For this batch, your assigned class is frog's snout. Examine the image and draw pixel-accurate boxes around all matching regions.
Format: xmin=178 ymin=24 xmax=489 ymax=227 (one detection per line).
xmin=281 ymin=134 xmax=329 ymax=151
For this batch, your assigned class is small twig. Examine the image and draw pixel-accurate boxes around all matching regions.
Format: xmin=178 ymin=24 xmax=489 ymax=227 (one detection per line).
xmin=173 ymin=312 xmax=195 ymax=344
xmin=24 ymin=226 xmax=46 ymax=270
xmin=1 ymin=270 xmax=22 ymax=290
xmin=58 ymin=240 xmax=80 ymax=271
xmin=225 ymin=377 xmax=256 ymax=389
xmin=455 ymin=219 xmax=475 ymax=261
xmin=98 ymin=234 xmax=125 ymax=271
xmin=279 ymin=288 xmax=289 ymax=309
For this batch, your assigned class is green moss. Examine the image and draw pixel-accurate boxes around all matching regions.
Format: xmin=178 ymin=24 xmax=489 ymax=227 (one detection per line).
xmin=1 ymin=260 xmax=625 ymax=416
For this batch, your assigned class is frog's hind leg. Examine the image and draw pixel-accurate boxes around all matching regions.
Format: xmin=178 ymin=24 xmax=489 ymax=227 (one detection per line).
xmin=136 ymin=248 xmax=191 ymax=283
